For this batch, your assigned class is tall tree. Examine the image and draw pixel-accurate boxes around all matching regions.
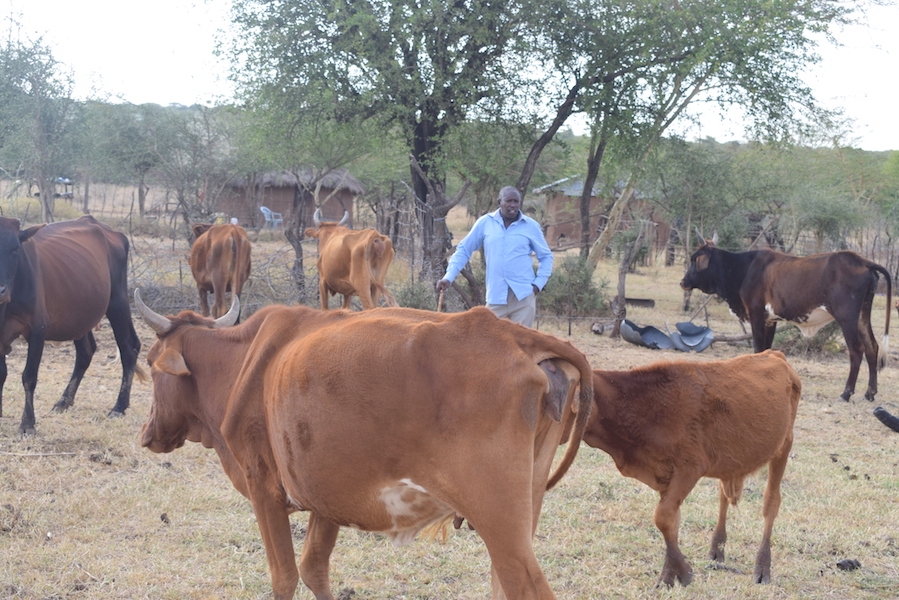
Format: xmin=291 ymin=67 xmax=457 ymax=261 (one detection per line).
xmin=228 ymin=0 xmax=540 ymax=278
xmin=0 ymin=33 xmax=77 ymax=221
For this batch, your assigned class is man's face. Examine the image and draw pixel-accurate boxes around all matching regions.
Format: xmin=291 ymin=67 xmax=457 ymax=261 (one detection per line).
xmin=498 ymin=190 xmax=521 ymax=221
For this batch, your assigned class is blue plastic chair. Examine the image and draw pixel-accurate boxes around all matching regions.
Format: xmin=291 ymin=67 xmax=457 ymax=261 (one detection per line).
xmin=260 ymin=206 xmax=283 ymax=229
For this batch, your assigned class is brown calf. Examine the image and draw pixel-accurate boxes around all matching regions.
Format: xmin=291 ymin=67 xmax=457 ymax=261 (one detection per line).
xmin=584 ymin=350 xmax=801 ymax=586
xmin=189 ymin=223 xmax=252 ymax=319
xmin=304 ymin=209 xmax=398 ymax=310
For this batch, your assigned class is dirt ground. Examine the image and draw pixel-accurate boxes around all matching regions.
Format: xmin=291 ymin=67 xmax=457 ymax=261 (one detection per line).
xmin=0 ymin=240 xmax=897 ymax=599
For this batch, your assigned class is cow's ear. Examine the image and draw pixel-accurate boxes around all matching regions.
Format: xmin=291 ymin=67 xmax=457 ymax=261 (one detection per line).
xmin=303 ymin=228 xmax=319 ymax=238
xmin=155 ymin=347 xmax=191 ymax=376
xmin=695 ymin=253 xmax=710 ymax=271
xmin=19 ymin=224 xmax=46 ymax=243
xmin=192 ymin=223 xmax=212 ymax=237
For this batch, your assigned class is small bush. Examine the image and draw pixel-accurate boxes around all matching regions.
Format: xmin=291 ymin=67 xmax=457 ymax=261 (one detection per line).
xmin=394 ymin=280 xmax=441 ymax=311
xmin=774 ymin=320 xmax=843 ymax=357
xmin=539 ymin=256 xmax=609 ymax=317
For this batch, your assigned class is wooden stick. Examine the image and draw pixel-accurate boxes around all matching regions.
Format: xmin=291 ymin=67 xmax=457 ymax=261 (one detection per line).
xmin=437 ymin=290 xmax=444 ymax=313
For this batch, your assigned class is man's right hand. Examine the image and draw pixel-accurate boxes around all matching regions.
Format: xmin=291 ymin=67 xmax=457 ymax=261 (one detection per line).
xmin=436 ymin=279 xmax=451 ymax=293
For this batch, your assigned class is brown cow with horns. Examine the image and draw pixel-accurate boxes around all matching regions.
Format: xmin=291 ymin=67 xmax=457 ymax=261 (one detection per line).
xmin=304 ymin=208 xmax=398 ymax=310
xmin=134 ymin=292 xmax=593 ymax=600
xmin=583 ymin=350 xmax=801 ymax=587
xmin=0 ymin=215 xmax=142 ymax=435
xmin=189 ymin=222 xmax=252 ymax=319
xmin=681 ymin=241 xmax=891 ymax=402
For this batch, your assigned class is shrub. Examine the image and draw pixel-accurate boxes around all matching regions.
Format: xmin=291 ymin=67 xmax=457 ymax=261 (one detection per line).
xmin=539 ymin=256 xmax=609 ymax=317
xmin=774 ymin=320 xmax=843 ymax=357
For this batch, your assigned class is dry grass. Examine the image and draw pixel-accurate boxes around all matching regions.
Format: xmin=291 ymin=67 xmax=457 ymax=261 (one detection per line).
xmin=1 ymin=243 xmax=899 ymax=600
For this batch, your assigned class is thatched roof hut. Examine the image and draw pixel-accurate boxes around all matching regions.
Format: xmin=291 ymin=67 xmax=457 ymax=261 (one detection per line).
xmin=218 ymin=169 xmax=365 ymax=229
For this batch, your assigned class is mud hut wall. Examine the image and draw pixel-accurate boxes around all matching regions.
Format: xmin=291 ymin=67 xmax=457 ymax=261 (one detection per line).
xmin=216 ymin=186 xmax=354 ymax=229
xmin=544 ymin=192 xmax=602 ymax=249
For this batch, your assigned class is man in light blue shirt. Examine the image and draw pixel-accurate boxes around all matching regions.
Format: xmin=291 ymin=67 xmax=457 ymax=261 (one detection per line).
xmin=436 ymin=186 xmax=553 ymax=327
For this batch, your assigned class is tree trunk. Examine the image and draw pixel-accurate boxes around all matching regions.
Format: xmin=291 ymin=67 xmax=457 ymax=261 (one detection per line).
xmin=579 ymin=133 xmax=607 ymax=258
xmin=286 ymin=183 xmax=312 ymax=300
xmin=611 ymin=225 xmax=645 ymax=338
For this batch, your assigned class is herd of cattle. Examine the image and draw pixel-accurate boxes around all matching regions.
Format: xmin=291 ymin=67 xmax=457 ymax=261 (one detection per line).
xmin=0 ymin=214 xmax=896 ymax=599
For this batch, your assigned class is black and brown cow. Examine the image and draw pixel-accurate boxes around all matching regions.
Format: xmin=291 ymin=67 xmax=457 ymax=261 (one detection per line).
xmin=584 ymin=350 xmax=801 ymax=586
xmin=681 ymin=241 xmax=891 ymax=402
xmin=0 ymin=215 xmax=142 ymax=435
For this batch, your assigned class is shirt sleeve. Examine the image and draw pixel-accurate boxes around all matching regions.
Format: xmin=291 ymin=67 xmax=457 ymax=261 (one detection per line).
xmin=530 ymin=222 xmax=554 ymax=291
xmin=441 ymin=216 xmax=487 ymax=282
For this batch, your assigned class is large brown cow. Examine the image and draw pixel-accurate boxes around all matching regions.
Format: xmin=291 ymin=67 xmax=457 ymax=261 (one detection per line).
xmin=134 ymin=294 xmax=593 ymax=600
xmin=681 ymin=241 xmax=891 ymax=402
xmin=189 ymin=223 xmax=252 ymax=319
xmin=304 ymin=209 xmax=398 ymax=310
xmin=0 ymin=216 xmax=142 ymax=435
xmin=583 ymin=350 xmax=801 ymax=587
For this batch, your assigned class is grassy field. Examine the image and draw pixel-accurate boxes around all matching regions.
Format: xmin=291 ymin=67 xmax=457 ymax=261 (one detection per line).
xmin=1 ymin=242 xmax=898 ymax=599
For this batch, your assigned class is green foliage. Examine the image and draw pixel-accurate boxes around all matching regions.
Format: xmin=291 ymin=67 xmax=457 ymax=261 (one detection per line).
xmin=539 ymin=256 xmax=609 ymax=317
xmin=393 ymin=280 xmax=440 ymax=311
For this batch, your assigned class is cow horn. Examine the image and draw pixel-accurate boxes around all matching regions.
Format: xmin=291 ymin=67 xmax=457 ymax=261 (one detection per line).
xmin=337 ymin=211 xmax=349 ymax=226
xmin=313 ymin=208 xmax=322 ymax=227
xmin=134 ymin=289 xmax=173 ymax=335
xmin=213 ymin=296 xmax=240 ymax=328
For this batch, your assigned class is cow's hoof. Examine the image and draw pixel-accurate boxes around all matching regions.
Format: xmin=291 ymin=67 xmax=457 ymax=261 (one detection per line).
xmin=51 ymin=401 xmax=71 ymax=413
xmin=864 ymin=393 xmax=876 ymax=402
xmin=17 ymin=426 xmax=36 ymax=437
xmin=107 ymin=409 xmax=125 ymax=419
xmin=838 ymin=394 xmax=852 ymax=402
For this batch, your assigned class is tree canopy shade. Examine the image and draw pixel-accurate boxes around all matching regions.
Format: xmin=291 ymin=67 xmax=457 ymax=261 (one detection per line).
xmin=0 ymin=33 xmax=78 ymax=220
xmin=227 ymin=0 xmax=544 ymax=274
xmin=226 ymin=0 xmax=858 ymax=260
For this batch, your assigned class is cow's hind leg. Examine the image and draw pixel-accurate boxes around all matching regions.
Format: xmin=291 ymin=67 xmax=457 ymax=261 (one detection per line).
xmin=837 ymin=320 xmax=865 ymax=402
xmin=198 ymin=286 xmax=211 ymax=316
xmin=857 ymin=307 xmax=880 ymax=401
xmin=298 ymin=512 xmax=339 ymax=600
xmin=53 ymin=333 xmax=97 ymax=413
xmin=754 ymin=436 xmax=792 ymax=584
xmin=655 ymin=475 xmax=700 ymax=587
xmin=105 ymin=299 xmax=141 ymax=417
xmin=476 ymin=522 xmax=556 ymax=600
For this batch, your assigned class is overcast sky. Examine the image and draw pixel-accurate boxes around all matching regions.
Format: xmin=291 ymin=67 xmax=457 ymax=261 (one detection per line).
xmin=6 ymin=0 xmax=898 ymax=152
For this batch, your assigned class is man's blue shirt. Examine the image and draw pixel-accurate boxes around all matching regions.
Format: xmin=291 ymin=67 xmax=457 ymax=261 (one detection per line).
xmin=442 ymin=209 xmax=553 ymax=305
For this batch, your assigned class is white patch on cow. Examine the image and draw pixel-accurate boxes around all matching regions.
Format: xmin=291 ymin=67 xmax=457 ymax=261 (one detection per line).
xmin=378 ymin=478 xmax=452 ymax=547
xmin=766 ymin=303 xmax=833 ymax=337
xmin=286 ymin=494 xmax=305 ymax=511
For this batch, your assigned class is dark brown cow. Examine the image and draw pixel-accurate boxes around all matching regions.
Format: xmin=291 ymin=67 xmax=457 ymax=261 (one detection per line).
xmin=134 ymin=295 xmax=593 ymax=600
xmin=304 ymin=209 xmax=398 ymax=310
xmin=189 ymin=223 xmax=252 ymax=319
xmin=0 ymin=216 xmax=142 ymax=435
xmin=681 ymin=241 xmax=891 ymax=402
xmin=584 ymin=350 xmax=801 ymax=587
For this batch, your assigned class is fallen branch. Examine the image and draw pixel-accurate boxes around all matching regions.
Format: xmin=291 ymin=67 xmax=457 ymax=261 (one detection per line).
xmin=712 ymin=333 xmax=752 ymax=343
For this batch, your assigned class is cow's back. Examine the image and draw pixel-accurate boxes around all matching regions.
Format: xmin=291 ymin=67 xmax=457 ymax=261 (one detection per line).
xmin=27 ymin=217 xmax=119 ymax=341
xmin=222 ymin=306 xmax=589 ymax=540
xmin=591 ymin=350 xmax=799 ymax=484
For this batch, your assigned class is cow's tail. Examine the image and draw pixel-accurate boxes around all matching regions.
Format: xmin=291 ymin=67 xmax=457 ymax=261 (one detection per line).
xmin=367 ymin=237 xmax=398 ymax=307
xmin=872 ymin=263 xmax=891 ymax=370
xmin=545 ymin=344 xmax=594 ymax=491
xmin=873 ymin=406 xmax=899 ymax=433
